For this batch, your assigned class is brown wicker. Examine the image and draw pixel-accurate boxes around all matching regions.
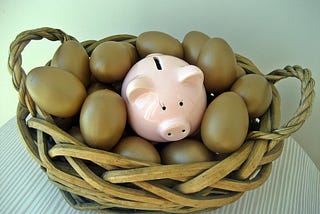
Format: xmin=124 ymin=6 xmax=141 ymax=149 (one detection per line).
xmin=7 ymin=27 xmax=315 ymax=213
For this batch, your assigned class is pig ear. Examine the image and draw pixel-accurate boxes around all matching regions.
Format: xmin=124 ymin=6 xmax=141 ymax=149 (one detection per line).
xmin=178 ymin=65 xmax=204 ymax=86
xmin=126 ymin=76 xmax=154 ymax=103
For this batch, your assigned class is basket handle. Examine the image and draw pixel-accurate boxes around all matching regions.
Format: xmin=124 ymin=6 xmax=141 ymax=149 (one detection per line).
xmin=8 ymin=27 xmax=76 ymax=115
xmin=247 ymin=65 xmax=315 ymax=141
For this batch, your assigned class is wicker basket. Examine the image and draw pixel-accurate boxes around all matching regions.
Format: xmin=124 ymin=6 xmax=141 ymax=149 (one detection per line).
xmin=8 ymin=27 xmax=315 ymax=213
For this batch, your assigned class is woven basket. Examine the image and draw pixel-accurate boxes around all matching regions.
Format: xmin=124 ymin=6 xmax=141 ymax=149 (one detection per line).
xmin=8 ymin=27 xmax=315 ymax=213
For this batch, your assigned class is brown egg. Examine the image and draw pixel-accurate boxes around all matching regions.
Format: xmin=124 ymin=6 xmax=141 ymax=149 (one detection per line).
xmin=231 ymin=74 xmax=272 ymax=118
xmin=197 ymin=38 xmax=238 ymax=94
xmin=122 ymin=42 xmax=139 ymax=65
xmin=182 ymin=31 xmax=209 ymax=65
xmin=51 ymin=40 xmax=90 ymax=87
xmin=90 ymin=41 xmax=131 ymax=83
xmin=201 ymin=92 xmax=249 ymax=153
xmin=26 ymin=66 xmax=87 ymax=117
xmin=161 ymin=139 xmax=213 ymax=164
xmin=136 ymin=31 xmax=183 ymax=58
xmin=113 ymin=136 xmax=161 ymax=163
xmin=80 ymin=89 xmax=127 ymax=150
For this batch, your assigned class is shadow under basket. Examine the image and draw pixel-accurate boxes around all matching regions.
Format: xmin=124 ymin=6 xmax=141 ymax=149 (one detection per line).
xmin=8 ymin=27 xmax=315 ymax=213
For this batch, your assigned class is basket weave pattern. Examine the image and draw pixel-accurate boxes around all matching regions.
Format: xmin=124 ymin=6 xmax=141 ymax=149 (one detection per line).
xmin=7 ymin=27 xmax=315 ymax=213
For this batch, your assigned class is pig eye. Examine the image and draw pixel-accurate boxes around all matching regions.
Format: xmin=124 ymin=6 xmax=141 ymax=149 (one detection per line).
xmin=160 ymin=102 xmax=167 ymax=111
xmin=179 ymin=101 xmax=184 ymax=106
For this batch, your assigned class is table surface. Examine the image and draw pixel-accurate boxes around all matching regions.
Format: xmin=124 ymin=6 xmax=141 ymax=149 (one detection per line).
xmin=0 ymin=117 xmax=319 ymax=214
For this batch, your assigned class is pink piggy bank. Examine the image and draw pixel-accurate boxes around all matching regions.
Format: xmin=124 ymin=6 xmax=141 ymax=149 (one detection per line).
xmin=121 ymin=54 xmax=207 ymax=142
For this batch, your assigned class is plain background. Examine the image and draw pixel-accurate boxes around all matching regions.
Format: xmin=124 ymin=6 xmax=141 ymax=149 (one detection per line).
xmin=0 ymin=0 xmax=319 ymax=169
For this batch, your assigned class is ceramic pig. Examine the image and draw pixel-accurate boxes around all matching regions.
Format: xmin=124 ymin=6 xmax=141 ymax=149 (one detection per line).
xmin=121 ymin=54 xmax=207 ymax=142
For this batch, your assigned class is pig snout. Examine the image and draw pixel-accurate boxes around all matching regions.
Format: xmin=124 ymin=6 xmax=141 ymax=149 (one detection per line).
xmin=159 ymin=119 xmax=190 ymax=141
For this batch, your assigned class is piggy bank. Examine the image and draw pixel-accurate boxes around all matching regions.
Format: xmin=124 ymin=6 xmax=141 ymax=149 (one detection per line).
xmin=121 ymin=54 xmax=207 ymax=142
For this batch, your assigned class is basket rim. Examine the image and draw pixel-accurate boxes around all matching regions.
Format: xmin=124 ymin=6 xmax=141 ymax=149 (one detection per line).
xmin=9 ymin=27 xmax=315 ymax=213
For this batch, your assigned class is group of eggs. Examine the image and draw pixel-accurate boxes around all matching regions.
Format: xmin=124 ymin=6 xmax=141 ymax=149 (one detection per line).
xmin=25 ymin=31 xmax=272 ymax=165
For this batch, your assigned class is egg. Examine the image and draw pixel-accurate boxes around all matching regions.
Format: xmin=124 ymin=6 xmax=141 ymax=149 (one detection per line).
xmin=122 ymin=42 xmax=139 ymax=65
xmin=197 ymin=38 xmax=238 ymax=94
xmin=231 ymin=74 xmax=272 ymax=118
xmin=113 ymin=136 xmax=161 ymax=163
xmin=26 ymin=66 xmax=87 ymax=117
xmin=51 ymin=40 xmax=90 ymax=87
xmin=201 ymin=92 xmax=249 ymax=153
xmin=182 ymin=31 xmax=209 ymax=65
xmin=136 ymin=31 xmax=183 ymax=58
xmin=90 ymin=41 xmax=132 ymax=83
xmin=79 ymin=89 xmax=127 ymax=150
xmin=161 ymin=139 xmax=213 ymax=164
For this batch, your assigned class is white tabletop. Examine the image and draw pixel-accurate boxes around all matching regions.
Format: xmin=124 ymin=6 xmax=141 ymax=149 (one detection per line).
xmin=0 ymin=117 xmax=319 ymax=214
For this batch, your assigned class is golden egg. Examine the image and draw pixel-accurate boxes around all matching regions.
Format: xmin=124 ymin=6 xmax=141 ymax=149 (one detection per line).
xmin=113 ymin=136 xmax=161 ymax=163
xmin=80 ymin=89 xmax=127 ymax=150
xmin=231 ymin=74 xmax=272 ymax=118
xmin=90 ymin=41 xmax=131 ymax=83
xmin=182 ymin=31 xmax=209 ymax=65
xmin=136 ymin=31 xmax=183 ymax=58
xmin=201 ymin=92 xmax=249 ymax=153
xmin=122 ymin=42 xmax=139 ymax=65
xmin=161 ymin=139 xmax=213 ymax=164
xmin=51 ymin=40 xmax=90 ymax=87
xmin=26 ymin=66 xmax=86 ymax=117
xmin=197 ymin=38 xmax=238 ymax=94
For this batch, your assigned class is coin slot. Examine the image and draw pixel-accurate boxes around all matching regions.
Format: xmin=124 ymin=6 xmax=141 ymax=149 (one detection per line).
xmin=153 ymin=57 xmax=162 ymax=70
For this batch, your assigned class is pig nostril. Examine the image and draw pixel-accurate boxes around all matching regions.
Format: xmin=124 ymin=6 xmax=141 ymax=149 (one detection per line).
xmin=168 ymin=133 xmax=171 ymax=136
xmin=182 ymin=129 xmax=185 ymax=132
